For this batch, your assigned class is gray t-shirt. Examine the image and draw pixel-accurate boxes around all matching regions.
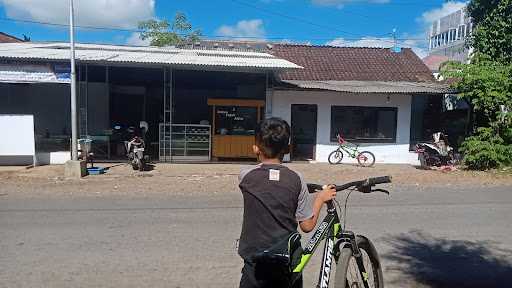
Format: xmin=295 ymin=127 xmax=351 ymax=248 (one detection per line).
xmin=238 ymin=163 xmax=314 ymax=260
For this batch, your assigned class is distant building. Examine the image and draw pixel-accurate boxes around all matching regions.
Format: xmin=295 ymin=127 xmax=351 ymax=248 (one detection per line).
xmin=0 ymin=32 xmax=23 ymax=43
xmin=428 ymin=6 xmax=472 ymax=63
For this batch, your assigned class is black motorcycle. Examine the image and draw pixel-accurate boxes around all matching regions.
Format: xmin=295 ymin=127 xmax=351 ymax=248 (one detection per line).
xmin=415 ymin=132 xmax=455 ymax=168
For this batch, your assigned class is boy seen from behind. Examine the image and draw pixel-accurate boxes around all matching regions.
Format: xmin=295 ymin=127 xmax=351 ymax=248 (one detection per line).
xmin=238 ymin=117 xmax=337 ymax=288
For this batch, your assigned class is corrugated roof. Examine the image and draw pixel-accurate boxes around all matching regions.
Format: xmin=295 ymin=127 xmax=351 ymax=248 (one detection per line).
xmin=270 ymin=44 xmax=436 ymax=82
xmin=280 ymin=80 xmax=454 ymax=94
xmin=0 ymin=42 xmax=302 ymax=70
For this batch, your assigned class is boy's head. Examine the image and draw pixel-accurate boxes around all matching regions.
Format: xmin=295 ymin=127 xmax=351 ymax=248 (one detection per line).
xmin=254 ymin=117 xmax=290 ymax=161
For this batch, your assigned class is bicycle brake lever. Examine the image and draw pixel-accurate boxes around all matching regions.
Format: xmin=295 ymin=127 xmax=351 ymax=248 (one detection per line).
xmin=371 ymin=188 xmax=390 ymax=195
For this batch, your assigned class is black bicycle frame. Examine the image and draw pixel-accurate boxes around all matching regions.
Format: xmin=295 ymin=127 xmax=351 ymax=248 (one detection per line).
xmin=292 ymin=200 xmax=371 ymax=288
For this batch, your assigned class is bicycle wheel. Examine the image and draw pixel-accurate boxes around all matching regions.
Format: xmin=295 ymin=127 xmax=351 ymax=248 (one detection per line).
xmin=357 ymin=151 xmax=375 ymax=167
xmin=328 ymin=149 xmax=344 ymax=164
xmin=334 ymin=236 xmax=383 ymax=288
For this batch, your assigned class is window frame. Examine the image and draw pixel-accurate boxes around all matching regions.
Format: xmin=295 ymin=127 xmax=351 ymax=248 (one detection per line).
xmin=330 ymin=106 xmax=398 ymax=143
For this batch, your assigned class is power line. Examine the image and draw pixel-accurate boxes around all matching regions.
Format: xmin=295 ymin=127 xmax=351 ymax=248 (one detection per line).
xmin=228 ymin=0 xmax=364 ymax=37
xmin=0 ymin=16 xmax=426 ymax=43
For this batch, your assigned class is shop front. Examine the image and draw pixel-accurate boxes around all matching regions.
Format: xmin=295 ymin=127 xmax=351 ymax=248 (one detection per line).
xmin=77 ymin=67 xmax=269 ymax=162
xmin=0 ymin=42 xmax=300 ymax=164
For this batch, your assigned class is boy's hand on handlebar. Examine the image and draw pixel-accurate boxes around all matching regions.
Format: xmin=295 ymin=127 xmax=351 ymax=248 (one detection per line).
xmin=317 ymin=184 xmax=337 ymax=203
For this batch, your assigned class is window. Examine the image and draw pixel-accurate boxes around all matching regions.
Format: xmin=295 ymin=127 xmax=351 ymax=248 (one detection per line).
xmin=450 ymin=28 xmax=457 ymax=41
xmin=458 ymin=25 xmax=466 ymax=40
xmin=215 ymin=106 xmax=257 ymax=135
xmin=330 ymin=106 xmax=397 ymax=143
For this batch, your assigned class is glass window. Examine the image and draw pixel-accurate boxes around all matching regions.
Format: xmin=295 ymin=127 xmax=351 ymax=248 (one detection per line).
xmin=330 ymin=106 xmax=397 ymax=143
xmin=215 ymin=106 xmax=257 ymax=135
xmin=458 ymin=25 xmax=465 ymax=40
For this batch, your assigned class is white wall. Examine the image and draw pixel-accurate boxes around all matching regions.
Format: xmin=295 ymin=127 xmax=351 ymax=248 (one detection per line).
xmin=0 ymin=115 xmax=35 ymax=165
xmin=271 ymin=90 xmax=419 ymax=164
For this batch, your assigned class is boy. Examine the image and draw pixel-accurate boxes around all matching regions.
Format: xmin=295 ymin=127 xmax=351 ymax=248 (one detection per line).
xmin=238 ymin=117 xmax=337 ymax=288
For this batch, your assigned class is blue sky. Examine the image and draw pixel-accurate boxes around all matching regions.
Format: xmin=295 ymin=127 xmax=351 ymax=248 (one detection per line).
xmin=0 ymin=0 xmax=467 ymax=58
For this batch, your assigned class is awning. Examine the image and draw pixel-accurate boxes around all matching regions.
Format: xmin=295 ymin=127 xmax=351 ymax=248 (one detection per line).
xmin=0 ymin=63 xmax=70 ymax=83
xmin=278 ymin=80 xmax=455 ymax=94
xmin=0 ymin=42 xmax=302 ymax=70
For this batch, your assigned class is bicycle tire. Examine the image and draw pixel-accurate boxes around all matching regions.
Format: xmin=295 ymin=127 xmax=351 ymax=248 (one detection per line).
xmin=328 ymin=150 xmax=344 ymax=164
xmin=357 ymin=151 xmax=375 ymax=167
xmin=334 ymin=236 xmax=384 ymax=288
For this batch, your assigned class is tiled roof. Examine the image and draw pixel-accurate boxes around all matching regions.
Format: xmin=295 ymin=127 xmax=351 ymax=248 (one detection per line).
xmin=422 ymin=55 xmax=451 ymax=72
xmin=0 ymin=32 xmax=22 ymax=43
xmin=270 ymin=44 xmax=436 ymax=82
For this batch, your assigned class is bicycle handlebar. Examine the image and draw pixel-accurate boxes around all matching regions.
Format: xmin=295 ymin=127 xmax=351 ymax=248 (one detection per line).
xmin=307 ymin=176 xmax=392 ymax=194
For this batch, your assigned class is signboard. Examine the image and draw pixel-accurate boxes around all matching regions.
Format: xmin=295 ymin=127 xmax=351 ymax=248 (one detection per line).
xmin=0 ymin=63 xmax=70 ymax=83
xmin=0 ymin=115 xmax=36 ymax=165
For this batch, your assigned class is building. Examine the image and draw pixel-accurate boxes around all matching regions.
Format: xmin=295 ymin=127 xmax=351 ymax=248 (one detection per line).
xmin=0 ymin=42 xmax=299 ymax=165
xmin=428 ymin=6 xmax=472 ymax=62
xmin=0 ymin=41 xmax=450 ymax=165
xmin=0 ymin=32 xmax=23 ymax=43
xmin=268 ymin=44 xmax=451 ymax=164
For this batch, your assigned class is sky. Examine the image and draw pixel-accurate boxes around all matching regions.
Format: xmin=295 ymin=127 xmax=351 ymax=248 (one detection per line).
xmin=0 ymin=0 xmax=467 ymax=58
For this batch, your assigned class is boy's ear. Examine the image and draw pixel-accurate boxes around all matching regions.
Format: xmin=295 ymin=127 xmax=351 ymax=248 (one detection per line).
xmin=253 ymin=145 xmax=260 ymax=155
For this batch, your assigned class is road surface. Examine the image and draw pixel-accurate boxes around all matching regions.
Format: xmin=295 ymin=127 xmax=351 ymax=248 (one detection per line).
xmin=1 ymin=167 xmax=511 ymax=287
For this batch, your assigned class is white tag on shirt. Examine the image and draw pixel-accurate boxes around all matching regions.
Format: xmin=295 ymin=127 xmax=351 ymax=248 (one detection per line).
xmin=269 ymin=169 xmax=280 ymax=181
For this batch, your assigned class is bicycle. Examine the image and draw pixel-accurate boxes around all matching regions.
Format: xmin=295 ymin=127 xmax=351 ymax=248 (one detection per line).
xmin=328 ymin=134 xmax=376 ymax=167
xmin=290 ymin=176 xmax=391 ymax=288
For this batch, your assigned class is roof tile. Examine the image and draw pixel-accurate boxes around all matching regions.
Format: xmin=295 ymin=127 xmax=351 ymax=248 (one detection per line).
xmin=271 ymin=44 xmax=435 ymax=82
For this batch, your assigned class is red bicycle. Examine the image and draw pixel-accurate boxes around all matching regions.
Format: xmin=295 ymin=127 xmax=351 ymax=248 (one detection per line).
xmin=328 ymin=134 xmax=376 ymax=167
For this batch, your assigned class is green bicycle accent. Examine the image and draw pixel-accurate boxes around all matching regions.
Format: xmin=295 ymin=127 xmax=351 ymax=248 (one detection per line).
xmin=362 ymin=272 xmax=369 ymax=281
xmin=292 ymin=254 xmax=312 ymax=273
xmin=334 ymin=223 xmax=341 ymax=237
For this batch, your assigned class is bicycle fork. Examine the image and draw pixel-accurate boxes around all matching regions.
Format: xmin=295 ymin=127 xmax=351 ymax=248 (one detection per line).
xmin=343 ymin=231 xmax=371 ymax=288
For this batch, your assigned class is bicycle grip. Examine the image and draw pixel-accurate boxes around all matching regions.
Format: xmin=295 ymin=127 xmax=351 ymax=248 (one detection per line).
xmin=307 ymin=183 xmax=324 ymax=194
xmin=367 ymin=176 xmax=392 ymax=186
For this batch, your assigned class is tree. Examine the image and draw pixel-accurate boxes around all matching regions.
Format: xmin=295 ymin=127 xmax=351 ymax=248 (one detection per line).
xmin=441 ymin=0 xmax=512 ymax=169
xmin=467 ymin=0 xmax=512 ymax=63
xmin=138 ymin=12 xmax=201 ymax=47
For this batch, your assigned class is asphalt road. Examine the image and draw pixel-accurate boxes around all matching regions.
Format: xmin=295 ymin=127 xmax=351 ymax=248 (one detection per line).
xmin=1 ymin=184 xmax=512 ymax=288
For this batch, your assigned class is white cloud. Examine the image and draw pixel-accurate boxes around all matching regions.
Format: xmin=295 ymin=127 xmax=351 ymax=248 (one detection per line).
xmin=326 ymin=36 xmax=428 ymax=58
xmin=216 ymin=19 xmax=266 ymax=40
xmin=126 ymin=32 xmax=151 ymax=46
xmin=419 ymin=1 xmax=466 ymax=24
xmin=0 ymin=0 xmax=155 ymax=28
xmin=312 ymin=0 xmax=389 ymax=8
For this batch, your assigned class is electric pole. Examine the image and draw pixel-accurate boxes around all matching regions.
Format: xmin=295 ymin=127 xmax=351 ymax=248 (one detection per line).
xmin=69 ymin=0 xmax=78 ymax=160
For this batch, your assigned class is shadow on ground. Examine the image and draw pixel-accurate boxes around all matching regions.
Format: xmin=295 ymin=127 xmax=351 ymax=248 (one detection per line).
xmin=382 ymin=230 xmax=512 ymax=288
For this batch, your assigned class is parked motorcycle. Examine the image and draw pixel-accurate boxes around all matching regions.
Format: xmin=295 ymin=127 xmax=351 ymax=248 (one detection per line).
xmin=115 ymin=121 xmax=149 ymax=171
xmin=415 ymin=132 xmax=455 ymax=168
xmin=125 ymin=135 xmax=147 ymax=171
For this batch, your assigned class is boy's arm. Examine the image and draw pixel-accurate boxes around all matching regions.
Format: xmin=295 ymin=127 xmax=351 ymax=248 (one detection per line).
xmin=299 ymin=185 xmax=336 ymax=233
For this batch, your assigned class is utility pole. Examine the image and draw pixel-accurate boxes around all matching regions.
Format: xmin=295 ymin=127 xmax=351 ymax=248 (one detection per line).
xmin=69 ymin=0 xmax=78 ymax=161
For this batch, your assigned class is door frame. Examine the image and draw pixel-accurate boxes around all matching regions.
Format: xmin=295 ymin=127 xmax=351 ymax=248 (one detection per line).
xmin=290 ymin=104 xmax=318 ymax=161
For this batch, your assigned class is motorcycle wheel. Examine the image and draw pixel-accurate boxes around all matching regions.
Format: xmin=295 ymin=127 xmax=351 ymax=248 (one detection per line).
xmin=131 ymin=159 xmax=138 ymax=170
xmin=138 ymin=159 xmax=145 ymax=172
xmin=418 ymin=153 xmax=428 ymax=169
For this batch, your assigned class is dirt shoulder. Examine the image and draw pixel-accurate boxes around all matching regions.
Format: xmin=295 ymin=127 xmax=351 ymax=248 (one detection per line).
xmin=0 ymin=163 xmax=511 ymax=199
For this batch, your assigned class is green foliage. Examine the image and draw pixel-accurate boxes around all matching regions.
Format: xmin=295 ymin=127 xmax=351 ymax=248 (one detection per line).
xmin=460 ymin=127 xmax=512 ymax=170
xmin=441 ymin=0 xmax=512 ymax=170
xmin=138 ymin=12 xmax=201 ymax=47
xmin=467 ymin=0 xmax=512 ymax=63
xmin=441 ymin=58 xmax=512 ymax=126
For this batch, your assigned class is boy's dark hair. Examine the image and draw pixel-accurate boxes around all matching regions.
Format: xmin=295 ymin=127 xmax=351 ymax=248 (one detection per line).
xmin=255 ymin=117 xmax=290 ymax=159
